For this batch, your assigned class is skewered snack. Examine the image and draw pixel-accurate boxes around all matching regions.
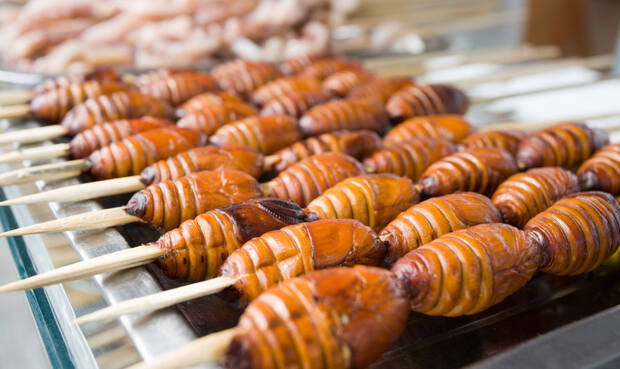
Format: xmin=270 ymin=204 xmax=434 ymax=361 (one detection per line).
xmin=459 ymin=129 xmax=528 ymax=154
xmin=298 ymin=99 xmax=390 ymax=136
xmin=262 ymin=153 xmax=365 ymax=207
xmin=385 ymin=84 xmax=470 ymax=122
xmin=209 ymin=115 xmax=303 ymax=155
xmin=380 ymin=192 xmax=502 ymax=265
xmin=492 ymin=167 xmax=580 ymax=227
xmin=299 ymin=58 xmax=363 ymax=80
xmin=577 ymin=144 xmax=620 ymax=194
xmin=176 ymin=92 xmax=247 ymax=116
xmin=321 ymin=69 xmax=374 ymax=97
xmin=134 ymin=71 xmax=219 ymax=106
xmin=305 ymin=174 xmax=420 ymax=231
xmin=347 ymin=77 xmax=414 ymax=103
xmin=260 ymin=91 xmax=330 ymax=118
xmin=266 ymin=130 xmax=381 ymax=173
xmin=34 ymin=68 xmax=121 ymax=95
xmin=516 ymin=123 xmax=609 ymax=170
xmin=363 ymin=137 xmax=456 ymax=181
xmin=250 ymin=76 xmax=322 ymax=106
xmin=418 ymin=148 xmax=519 ymax=198
xmin=279 ymin=53 xmax=329 ymax=76
xmin=382 ymin=115 xmax=474 ymax=146
xmin=211 ymin=60 xmax=282 ymax=98
xmin=176 ymin=99 xmax=258 ymax=136
xmin=524 ymin=192 xmax=620 ymax=275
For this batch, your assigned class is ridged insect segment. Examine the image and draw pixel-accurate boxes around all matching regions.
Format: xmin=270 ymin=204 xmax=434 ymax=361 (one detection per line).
xmin=363 ymin=137 xmax=456 ymax=181
xmin=418 ymin=148 xmax=519 ymax=198
xmin=88 ymin=127 xmax=205 ymax=180
xmin=268 ymin=130 xmax=381 ymax=173
xmin=392 ymin=223 xmax=541 ymax=316
xmin=60 ymin=91 xmax=174 ymax=135
xmin=459 ymin=129 xmax=528 ymax=154
xmin=262 ymin=153 xmax=365 ymax=207
xmin=347 ymin=77 xmax=414 ymax=103
xmin=300 ymin=58 xmax=363 ymax=80
xmin=225 ymin=266 xmax=410 ymax=369
xmin=298 ymin=99 xmax=390 ymax=136
xmin=126 ymin=169 xmax=262 ymax=231
xmin=380 ymin=192 xmax=502 ymax=264
xmin=211 ymin=60 xmax=282 ymax=98
xmin=34 ymin=68 xmax=121 ymax=95
xmin=382 ymin=115 xmax=474 ymax=146
xmin=305 ymin=174 xmax=420 ymax=231
xmin=492 ymin=167 xmax=580 ymax=227
xmin=578 ymin=144 xmax=620 ymax=194
xmin=260 ymin=91 xmax=330 ymax=118
xmin=154 ymin=198 xmax=311 ymax=281
xmin=516 ymin=123 xmax=609 ymax=170
xmin=176 ymin=99 xmax=258 ymax=136
xmin=176 ymin=92 xmax=246 ymax=116
xmin=68 ymin=117 xmax=173 ymax=158
xmin=209 ymin=115 xmax=303 ymax=155
xmin=139 ymin=145 xmax=264 ymax=185
xmin=219 ymin=219 xmax=387 ymax=305
xmin=135 ymin=71 xmax=218 ymax=106
xmin=524 ymin=192 xmax=620 ymax=275
xmin=385 ymin=84 xmax=470 ymax=121
xmin=279 ymin=53 xmax=328 ymax=76
xmin=321 ymin=69 xmax=374 ymax=97
xmin=250 ymin=76 xmax=322 ymax=106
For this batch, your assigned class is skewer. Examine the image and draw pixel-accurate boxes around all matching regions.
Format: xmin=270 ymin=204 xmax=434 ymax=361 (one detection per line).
xmin=0 ymin=143 xmax=70 ymax=163
xmin=0 ymin=125 xmax=70 ymax=145
xmin=0 ymin=104 xmax=33 ymax=120
xmin=0 ymin=90 xmax=34 ymax=106
xmin=0 ymin=159 xmax=90 ymax=186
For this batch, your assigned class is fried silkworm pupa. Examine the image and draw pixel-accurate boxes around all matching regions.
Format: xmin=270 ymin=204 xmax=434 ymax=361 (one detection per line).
xmin=392 ymin=223 xmax=540 ymax=316
xmin=385 ymin=84 xmax=470 ymax=122
xmin=262 ymin=153 xmax=365 ymax=207
xmin=176 ymin=91 xmax=246 ymax=116
xmin=60 ymin=91 xmax=174 ymax=135
xmin=577 ymin=144 xmax=620 ymax=194
xmin=346 ymin=77 xmax=414 ymax=103
xmin=211 ymin=60 xmax=282 ymax=98
xmin=250 ymin=76 xmax=322 ymax=106
xmin=305 ymin=174 xmax=420 ymax=231
xmin=299 ymin=58 xmax=364 ymax=80
xmin=88 ymin=127 xmax=205 ymax=180
xmin=260 ymin=91 xmax=330 ymax=118
xmin=219 ymin=219 xmax=387 ymax=305
xmin=524 ymin=191 xmax=620 ymax=275
xmin=176 ymin=99 xmax=258 ymax=136
xmin=279 ymin=52 xmax=329 ymax=76
xmin=321 ymin=69 xmax=374 ymax=97
xmin=363 ymin=137 xmax=456 ymax=181
xmin=209 ymin=115 xmax=303 ymax=155
xmin=268 ymin=130 xmax=381 ymax=173
xmin=154 ymin=198 xmax=311 ymax=281
xmin=382 ymin=115 xmax=474 ymax=146
xmin=34 ymin=68 xmax=121 ymax=95
xmin=135 ymin=71 xmax=218 ymax=106
xmin=380 ymin=192 xmax=502 ymax=264
xmin=68 ymin=117 xmax=173 ymax=158
xmin=225 ymin=265 xmax=409 ymax=369
xmin=459 ymin=129 xmax=528 ymax=154
xmin=126 ymin=169 xmax=263 ymax=231
xmin=492 ymin=167 xmax=580 ymax=227
xmin=516 ymin=122 xmax=609 ymax=170
xmin=140 ymin=145 xmax=264 ymax=185
xmin=299 ymin=99 xmax=390 ymax=136
xmin=418 ymin=148 xmax=519 ymax=198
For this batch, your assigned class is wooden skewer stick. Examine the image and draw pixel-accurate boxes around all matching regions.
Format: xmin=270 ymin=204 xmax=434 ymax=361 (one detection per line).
xmin=0 ymin=159 xmax=89 ymax=187
xmin=0 ymin=104 xmax=31 ymax=119
xmin=0 ymin=245 xmax=161 ymax=293
xmin=0 ymin=175 xmax=145 ymax=206
xmin=75 ymin=275 xmax=244 ymax=324
xmin=126 ymin=327 xmax=242 ymax=369
xmin=0 ymin=143 xmax=70 ymax=164
xmin=0 ymin=89 xmax=34 ymax=106
xmin=0 ymin=206 xmax=144 ymax=238
xmin=0 ymin=125 xmax=68 ymax=145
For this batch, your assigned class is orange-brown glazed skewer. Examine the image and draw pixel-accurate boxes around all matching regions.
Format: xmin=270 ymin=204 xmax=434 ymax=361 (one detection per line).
xmin=279 ymin=53 xmax=329 ymax=76
xmin=176 ymin=92 xmax=247 ymax=116
xmin=459 ymin=129 xmax=528 ymax=154
xmin=259 ymin=91 xmax=330 ymax=118
xmin=382 ymin=115 xmax=474 ymax=146
xmin=211 ymin=60 xmax=282 ymax=98
xmin=250 ymin=76 xmax=322 ymax=106
xmin=176 ymin=98 xmax=257 ymax=136
xmin=134 ymin=70 xmax=218 ymax=106
xmin=298 ymin=99 xmax=390 ymax=136
xmin=577 ymin=143 xmax=620 ymax=194
xmin=34 ymin=68 xmax=121 ymax=95
xmin=385 ymin=84 xmax=470 ymax=122
xmin=347 ymin=77 xmax=414 ymax=103
xmin=299 ymin=58 xmax=364 ymax=80
xmin=321 ymin=69 xmax=374 ymax=97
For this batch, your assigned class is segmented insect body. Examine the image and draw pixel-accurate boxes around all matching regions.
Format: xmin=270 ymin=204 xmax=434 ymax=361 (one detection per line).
xmin=88 ymin=127 xmax=205 ymax=180
xmin=260 ymin=91 xmax=330 ymax=118
xmin=211 ymin=60 xmax=281 ymax=98
xmin=382 ymin=115 xmax=474 ymax=146
xmin=226 ymin=266 xmax=409 ymax=369
xmin=219 ymin=219 xmax=387 ymax=305
xmin=577 ymin=144 xmax=620 ymax=194
xmin=34 ymin=68 xmax=121 ymax=95
xmin=250 ymin=77 xmax=322 ymax=106
xmin=30 ymin=81 xmax=129 ymax=123
xmin=492 ymin=167 xmax=580 ymax=227
xmin=346 ymin=77 xmax=414 ymax=103
xmin=516 ymin=123 xmax=609 ymax=170
xmin=176 ymin=92 xmax=246 ymax=116
xmin=380 ymin=192 xmax=502 ymax=264
xmin=139 ymin=145 xmax=264 ymax=185
xmin=154 ymin=198 xmax=310 ymax=281
xmin=125 ymin=169 xmax=262 ymax=231
xmin=209 ymin=115 xmax=303 ymax=155
xmin=524 ymin=192 xmax=620 ymax=275
xmin=135 ymin=71 xmax=218 ymax=106
xmin=385 ymin=84 xmax=470 ymax=121
xmin=299 ymin=99 xmax=390 ymax=136
xmin=418 ymin=148 xmax=519 ymax=198
xmin=391 ymin=223 xmax=540 ymax=316
xmin=68 ymin=117 xmax=173 ymax=159
xmin=269 ymin=130 xmax=382 ymax=173
xmin=363 ymin=137 xmax=456 ymax=181
xmin=263 ymin=153 xmax=365 ymax=207
xmin=321 ymin=69 xmax=374 ymax=97
xmin=60 ymin=91 xmax=174 ymax=135
xmin=279 ymin=53 xmax=329 ymax=76
xmin=176 ymin=100 xmax=258 ymax=136
xmin=305 ymin=174 xmax=420 ymax=231
xmin=459 ymin=129 xmax=528 ymax=154
xmin=300 ymin=58 xmax=363 ymax=80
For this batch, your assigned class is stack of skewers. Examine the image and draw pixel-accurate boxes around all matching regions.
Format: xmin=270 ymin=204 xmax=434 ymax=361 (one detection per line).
xmin=1 ymin=53 xmax=620 ymax=369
